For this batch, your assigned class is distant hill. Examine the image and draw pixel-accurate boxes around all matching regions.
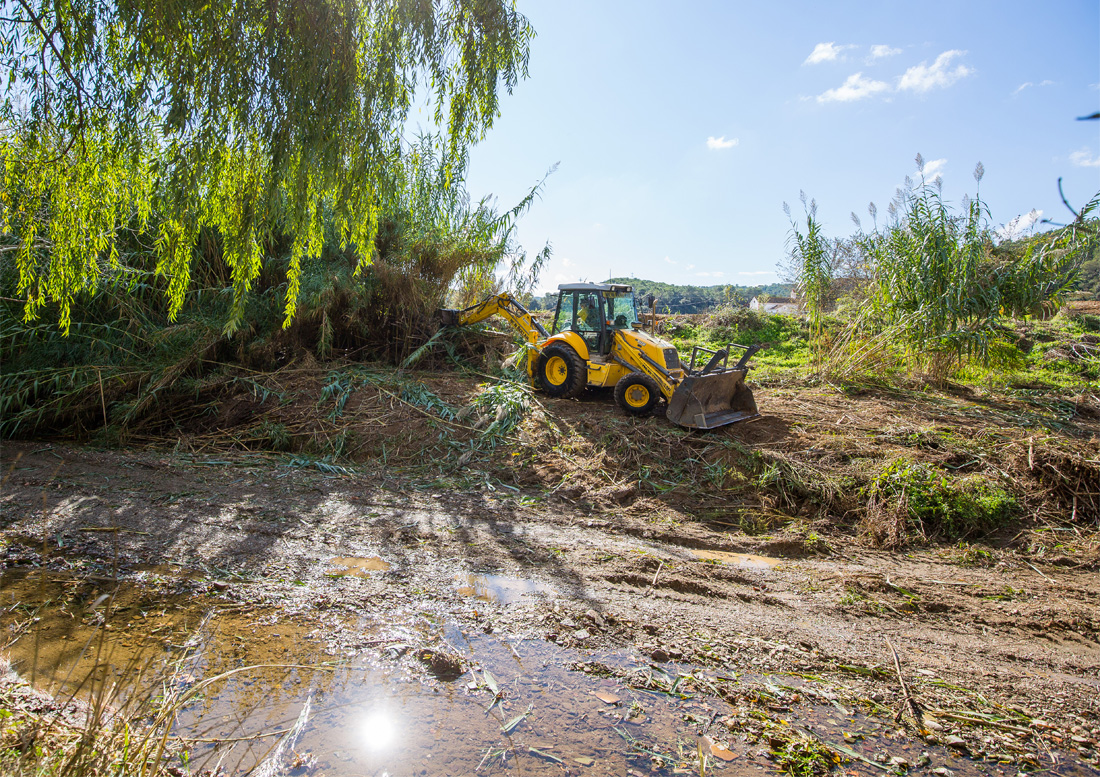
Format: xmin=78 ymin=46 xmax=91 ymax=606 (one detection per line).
xmin=528 ymin=278 xmax=795 ymax=313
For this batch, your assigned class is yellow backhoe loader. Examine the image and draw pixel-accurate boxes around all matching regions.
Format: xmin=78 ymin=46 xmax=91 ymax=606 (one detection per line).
xmin=440 ymin=283 xmax=760 ymax=429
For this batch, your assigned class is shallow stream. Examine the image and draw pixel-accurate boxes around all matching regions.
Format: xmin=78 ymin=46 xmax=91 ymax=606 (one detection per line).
xmin=1 ymin=563 xmax=1084 ymax=777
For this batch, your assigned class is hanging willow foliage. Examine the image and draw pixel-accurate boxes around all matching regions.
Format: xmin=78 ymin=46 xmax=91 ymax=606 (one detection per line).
xmin=0 ymin=0 xmax=534 ymax=333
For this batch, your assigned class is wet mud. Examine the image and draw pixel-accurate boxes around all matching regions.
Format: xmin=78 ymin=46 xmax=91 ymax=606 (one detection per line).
xmin=2 ymin=441 xmax=1099 ymax=776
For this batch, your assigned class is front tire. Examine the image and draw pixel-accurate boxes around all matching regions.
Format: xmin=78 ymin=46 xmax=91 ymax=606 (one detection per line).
xmin=536 ymin=344 xmax=587 ymax=398
xmin=614 ymin=373 xmax=661 ymax=416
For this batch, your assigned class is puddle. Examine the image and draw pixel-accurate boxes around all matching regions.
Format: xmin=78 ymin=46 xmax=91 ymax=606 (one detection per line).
xmin=453 ymin=572 xmax=555 ymax=604
xmin=327 ymin=556 xmax=391 ymax=575
xmin=2 ymin=567 xmax=1087 ymax=777
xmin=689 ymin=549 xmax=782 ymax=568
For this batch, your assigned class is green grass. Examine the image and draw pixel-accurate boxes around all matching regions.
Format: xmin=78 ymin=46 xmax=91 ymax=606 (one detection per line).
xmin=665 ymin=308 xmax=812 ymax=376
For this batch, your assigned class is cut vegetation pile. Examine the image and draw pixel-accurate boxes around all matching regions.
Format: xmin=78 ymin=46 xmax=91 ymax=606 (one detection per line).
xmin=7 ymin=310 xmax=1094 ymax=557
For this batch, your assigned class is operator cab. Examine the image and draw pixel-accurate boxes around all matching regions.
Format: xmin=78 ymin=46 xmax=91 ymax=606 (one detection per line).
xmin=551 ymin=283 xmax=638 ymax=356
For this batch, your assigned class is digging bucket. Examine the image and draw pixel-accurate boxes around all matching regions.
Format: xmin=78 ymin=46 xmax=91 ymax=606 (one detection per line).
xmin=665 ymin=369 xmax=759 ymax=430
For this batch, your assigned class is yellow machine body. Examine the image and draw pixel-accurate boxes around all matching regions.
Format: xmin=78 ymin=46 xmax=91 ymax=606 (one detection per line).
xmin=440 ymin=284 xmax=759 ymax=429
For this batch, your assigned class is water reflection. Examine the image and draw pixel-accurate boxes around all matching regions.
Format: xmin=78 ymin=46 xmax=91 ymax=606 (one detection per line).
xmin=689 ymin=549 xmax=781 ymax=568
xmin=328 ymin=556 xmax=392 ymax=575
xmin=358 ymin=708 xmax=398 ymax=753
xmin=453 ymin=572 xmax=555 ymax=604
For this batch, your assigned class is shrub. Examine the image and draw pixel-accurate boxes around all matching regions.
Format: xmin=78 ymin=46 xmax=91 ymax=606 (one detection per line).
xmin=861 ymin=459 xmax=1016 ymax=546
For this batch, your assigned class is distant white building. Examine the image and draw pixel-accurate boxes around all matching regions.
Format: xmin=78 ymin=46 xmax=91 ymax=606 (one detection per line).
xmin=749 ymin=294 xmax=801 ymax=315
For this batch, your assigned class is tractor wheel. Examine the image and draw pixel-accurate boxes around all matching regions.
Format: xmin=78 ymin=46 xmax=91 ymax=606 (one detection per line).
xmin=537 ymin=344 xmax=587 ymax=398
xmin=614 ymin=373 xmax=661 ymax=416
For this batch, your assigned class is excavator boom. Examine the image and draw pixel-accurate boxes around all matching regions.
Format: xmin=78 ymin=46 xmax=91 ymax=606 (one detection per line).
xmin=440 ymin=293 xmax=547 ymax=344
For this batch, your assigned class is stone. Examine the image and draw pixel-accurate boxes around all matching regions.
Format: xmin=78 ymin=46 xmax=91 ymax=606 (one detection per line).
xmin=944 ymin=735 xmax=967 ymax=750
xmin=650 ymin=648 xmax=670 ymax=663
xmin=584 ymin=609 xmax=605 ymax=627
xmin=573 ymin=629 xmax=590 ymax=640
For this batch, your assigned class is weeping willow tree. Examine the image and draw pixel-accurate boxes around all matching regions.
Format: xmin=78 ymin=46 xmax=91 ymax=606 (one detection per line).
xmin=0 ymin=0 xmax=534 ymax=334
xmin=295 ymin=132 xmax=553 ymax=362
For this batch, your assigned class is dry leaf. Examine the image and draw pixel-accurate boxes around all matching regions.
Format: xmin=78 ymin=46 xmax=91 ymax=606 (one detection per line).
xmin=705 ymin=736 xmax=737 ymax=761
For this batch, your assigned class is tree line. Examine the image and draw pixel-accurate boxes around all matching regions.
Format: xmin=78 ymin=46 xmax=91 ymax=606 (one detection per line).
xmin=525 ymin=278 xmax=794 ymax=313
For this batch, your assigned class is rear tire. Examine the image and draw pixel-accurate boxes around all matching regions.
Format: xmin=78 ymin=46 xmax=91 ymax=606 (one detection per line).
xmin=536 ymin=344 xmax=587 ymax=398
xmin=614 ymin=373 xmax=661 ymax=416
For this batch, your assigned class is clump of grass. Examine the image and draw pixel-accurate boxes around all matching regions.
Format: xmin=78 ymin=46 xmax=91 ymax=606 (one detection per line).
xmin=461 ymin=383 xmax=531 ymax=442
xmin=257 ymin=421 xmax=293 ymax=452
xmin=860 ymin=459 xmax=1017 ymax=547
xmin=764 ymin=724 xmax=839 ymax=776
xmin=0 ymin=621 xmax=190 ymax=777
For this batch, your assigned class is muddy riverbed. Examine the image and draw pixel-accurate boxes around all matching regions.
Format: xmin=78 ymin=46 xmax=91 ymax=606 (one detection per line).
xmin=2 ymin=441 xmax=1098 ymax=776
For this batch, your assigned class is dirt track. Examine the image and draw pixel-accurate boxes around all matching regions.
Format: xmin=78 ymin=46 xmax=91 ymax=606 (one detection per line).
xmin=2 ymin=430 xmax=1098 ymax=776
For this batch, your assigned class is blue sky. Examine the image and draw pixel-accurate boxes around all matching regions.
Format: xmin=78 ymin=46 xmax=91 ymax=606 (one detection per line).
xmin=454 ymin=0 xmax=1100 ymax=294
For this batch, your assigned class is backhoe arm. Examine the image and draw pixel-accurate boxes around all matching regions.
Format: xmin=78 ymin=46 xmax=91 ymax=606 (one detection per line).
xmin=440 ymin=293 xmax=549 ymax=345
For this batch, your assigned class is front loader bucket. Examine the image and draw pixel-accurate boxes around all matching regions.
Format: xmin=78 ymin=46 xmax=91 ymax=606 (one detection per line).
xmin=666 ymin=370 xmax=759 ymax=430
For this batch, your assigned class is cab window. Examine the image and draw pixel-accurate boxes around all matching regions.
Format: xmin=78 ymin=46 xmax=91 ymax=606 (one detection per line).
xmin=607 ymin=293 xmax=638 ymax=328
xmin=552 ymin=294 xmax=574 ymax=335
xmin=574 ymin=293 xmax=602 ymax=333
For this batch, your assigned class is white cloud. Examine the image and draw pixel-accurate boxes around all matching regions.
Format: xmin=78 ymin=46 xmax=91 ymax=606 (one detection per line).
xmin=922 ymin=157 xmax=947 ymax=180
xmin=817 ymin=51 xmax=973 ymax=104
xmin=869 ymin=44 xmax=901 ymax=60
xmin=707 ymin=136 xmax=739 ymax=150
xmin=1013 ymin=79 xmax=1054 ymax=96
xmin=816 ymin=72 xmax=891 ymax=103
xmin=695 ymin=271 xmax=725 ymax=278
xmin=804 ymin=42 xmax=852 ymax=65
xmin=897 ymin=50 xmax=973 ymax=93
xmin=1070 ymin=149 xmax=1100 ymax=167
xmin=996 ymin=209 xmax=1043 ymax=241
xmin=591 ymin=222 xmax=604 ymax=230
xmin=686 ymin=264 xmax=695 ymax=270
xmin=562 ymin=257 xmax=575 ymax=268
xmin=664 ymin=256 xmax=676 ymax=264
xmin=738 ymin=270 xmax=776 ymax=276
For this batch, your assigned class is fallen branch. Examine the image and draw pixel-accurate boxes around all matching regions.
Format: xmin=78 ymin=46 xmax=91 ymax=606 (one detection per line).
xmin=651 ymin=560 xmax=664 ymax=588
xmin=885 ymin=637 xmax=924 ymax=731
